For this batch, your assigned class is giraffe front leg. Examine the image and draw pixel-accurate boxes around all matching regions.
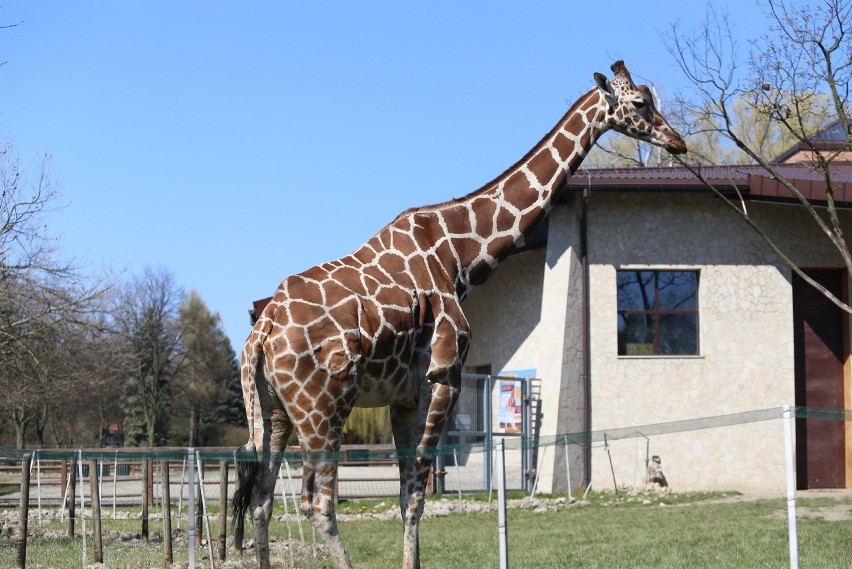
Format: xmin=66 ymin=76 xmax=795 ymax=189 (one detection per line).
xmin=390 ymin=405 xmax=423 ymax=568
xmin=394 ymin=310 xmax=466 ymax=569
xmin=391 ymin=306 xmax=470 ymax=569
xmin=393 ymin=380 xmax=461 ymax=569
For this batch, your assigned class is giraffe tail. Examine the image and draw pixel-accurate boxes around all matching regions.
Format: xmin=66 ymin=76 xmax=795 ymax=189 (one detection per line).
xmin=232 ymin=440 xmax=258 ymax=548
xmin=232 ymin=316 xmax=271 ymax=547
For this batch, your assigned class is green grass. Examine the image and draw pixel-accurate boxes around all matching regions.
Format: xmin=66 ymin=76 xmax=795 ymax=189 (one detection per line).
xmin=341 ymin=495 xmax=852 ymax=569
xmin=3 ymin=492 xmax=852 ymax=568
xmin=8 ymin=534 xmax=187 ymax=569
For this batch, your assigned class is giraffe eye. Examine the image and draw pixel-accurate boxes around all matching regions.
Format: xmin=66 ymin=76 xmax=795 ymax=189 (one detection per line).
xmin=632 ymin=100 xmax=647 ymax=110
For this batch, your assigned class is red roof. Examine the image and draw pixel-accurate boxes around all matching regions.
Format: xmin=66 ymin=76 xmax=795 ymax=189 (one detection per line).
xmin=249 ymin=297 xmax=271 ymax=325
xmin=563 ymin=163 xmax=852 ymax=205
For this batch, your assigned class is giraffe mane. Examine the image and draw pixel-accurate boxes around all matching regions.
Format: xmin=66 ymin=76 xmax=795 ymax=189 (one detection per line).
xmin=383 ymin=86 xmax=602 ymax=227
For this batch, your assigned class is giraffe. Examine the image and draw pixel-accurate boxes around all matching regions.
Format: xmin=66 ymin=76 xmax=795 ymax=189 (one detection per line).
xmin=233 ymin=60 xmax=686 ymax=569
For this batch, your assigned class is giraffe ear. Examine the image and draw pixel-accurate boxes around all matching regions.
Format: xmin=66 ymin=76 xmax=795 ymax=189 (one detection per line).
xmin=594 ymin=72 xmax=618 ymax=109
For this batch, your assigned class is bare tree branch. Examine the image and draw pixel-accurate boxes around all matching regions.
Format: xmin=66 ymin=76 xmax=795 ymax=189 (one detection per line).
xmin=665 ymin=0 xmax=852 ymax=312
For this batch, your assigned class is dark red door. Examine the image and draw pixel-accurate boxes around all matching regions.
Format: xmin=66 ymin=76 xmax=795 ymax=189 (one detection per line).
xmin=793 ymin=270 xmax=846 ymax=489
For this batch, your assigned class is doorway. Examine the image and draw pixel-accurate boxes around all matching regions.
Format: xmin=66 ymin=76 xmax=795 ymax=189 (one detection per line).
xmin=792 ymin=269 xmax=848 ymax=489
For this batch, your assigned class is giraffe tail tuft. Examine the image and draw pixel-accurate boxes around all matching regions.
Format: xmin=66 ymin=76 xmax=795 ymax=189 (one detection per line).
xmin=232 ymin=441 xmax=258 ymax=545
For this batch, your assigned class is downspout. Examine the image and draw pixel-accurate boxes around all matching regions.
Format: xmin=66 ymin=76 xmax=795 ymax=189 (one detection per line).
xmin=580 ymin=183 xmax=592 ymax=487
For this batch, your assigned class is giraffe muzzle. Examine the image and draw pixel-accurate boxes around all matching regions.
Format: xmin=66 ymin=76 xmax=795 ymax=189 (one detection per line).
xmin=665 ymin=136 xmax=688 ymax=155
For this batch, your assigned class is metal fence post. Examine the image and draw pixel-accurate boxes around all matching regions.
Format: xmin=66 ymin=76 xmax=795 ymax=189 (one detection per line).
xmin=485 ymin=374 xmax=493 ymax=492
xmin=496 ymin=438 xmax=509 ymax=569
xmin=78 ymin=453 xmax=86 ymax=567
xmin=34 ymin=450 xmax=42 ymax=527
xmin=187 ymin=448 xmax=196 ymax=569
xmin=783 ymin=405 xmax=799 ymax=569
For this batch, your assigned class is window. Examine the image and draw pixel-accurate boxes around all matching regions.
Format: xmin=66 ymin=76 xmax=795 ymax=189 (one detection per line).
xmin=617 ymin=270 xmax=699 ymax=356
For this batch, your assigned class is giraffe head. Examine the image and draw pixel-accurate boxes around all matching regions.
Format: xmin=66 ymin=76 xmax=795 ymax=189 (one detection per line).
xmin=594 ymin=60 xmax=687 ymax=155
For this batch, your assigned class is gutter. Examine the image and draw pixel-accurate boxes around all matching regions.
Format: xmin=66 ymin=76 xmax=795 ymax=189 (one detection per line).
xmin=580 ymin=184 xmax=592 ymax=487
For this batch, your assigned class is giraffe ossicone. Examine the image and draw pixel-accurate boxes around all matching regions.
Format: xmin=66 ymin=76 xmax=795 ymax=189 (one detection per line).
xmin=232 ymin=60 xmax=686 ymax=569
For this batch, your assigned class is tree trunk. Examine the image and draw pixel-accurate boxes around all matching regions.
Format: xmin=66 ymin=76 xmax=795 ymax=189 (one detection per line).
xmin=49 ymin=419 xmax=70 ymax=447
xmin=11 ymin=411 xmax=29 ymax=449
xmin=34 ymin=404 xmax=48 ymax=447
xmin=14 ymin=423 xmax=25 ymax=450
xmin=146 ymin=417 xmax=156 ymax=447
xmin=189 ymin=405 xmax=198 ymax=447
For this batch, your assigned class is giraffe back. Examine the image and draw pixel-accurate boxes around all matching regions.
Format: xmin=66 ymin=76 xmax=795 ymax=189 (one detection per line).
xmin=255 ymin=208 xmax=460 ymax=409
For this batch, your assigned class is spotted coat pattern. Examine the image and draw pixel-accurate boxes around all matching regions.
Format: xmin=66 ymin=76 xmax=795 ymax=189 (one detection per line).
xmin=236 ymin=60 xmax=687 ymax=569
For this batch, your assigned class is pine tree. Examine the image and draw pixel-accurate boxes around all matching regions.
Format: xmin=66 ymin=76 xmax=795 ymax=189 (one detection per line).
xmin=120 ymin=379 xmax=147 ymax=447
xmin=177 ymin=290 xmax=244 ymax=444
xmin=116 ymin=268 xmax=184 ymax=447
xmin=209 ymin=350 xmax=245 ymax=427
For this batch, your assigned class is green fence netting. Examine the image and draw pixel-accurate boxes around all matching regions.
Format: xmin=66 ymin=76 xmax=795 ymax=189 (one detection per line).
xmin=0 ymin=405 xmax=849 ymax=464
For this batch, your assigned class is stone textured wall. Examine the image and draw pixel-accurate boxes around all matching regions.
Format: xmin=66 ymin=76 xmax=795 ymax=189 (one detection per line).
xmin=462 ymin=247 xmax=546 ymax=374
xmin=588 ymin=192 xmax=849 ymax=493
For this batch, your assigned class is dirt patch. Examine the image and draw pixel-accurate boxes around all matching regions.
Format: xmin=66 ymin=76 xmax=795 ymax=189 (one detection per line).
xmin=768 ymin=503 xmax=852 ymax=522
xmin=738 ymin=489 xmax=852 ymax=522
xmin=687 ymin=492 xmax=779 ymax=506
xmin=692 ymin=488 xmax=852 ymax=506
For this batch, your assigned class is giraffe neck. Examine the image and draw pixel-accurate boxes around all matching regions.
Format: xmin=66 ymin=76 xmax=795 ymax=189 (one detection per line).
xmin=443 ymin=88 xmax=609 ymax=295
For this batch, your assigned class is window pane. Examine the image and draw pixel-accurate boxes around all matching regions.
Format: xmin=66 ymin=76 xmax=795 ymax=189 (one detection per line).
xmin=657 ymin=271 xmax=698 ymax=311
xmin=616 ymin=269 xmax=700 ymax=356
xmin=659 ymin=314 xmax=699 ymax=355
xmin=618 ymin=314 xmax=656 ymax=355
xmin=616 ymin=271 xmax=655 ymax=311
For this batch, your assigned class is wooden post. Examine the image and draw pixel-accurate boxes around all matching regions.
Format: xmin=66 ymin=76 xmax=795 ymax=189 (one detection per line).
xmin=141 ymin=459 xmax=149 ymax=542
xmin=67 ymin=454 xmax=77 ymax=537
xmin=60 ymin=459 xmax=68 ymax=501
xmin=89 ymin=460 xmax=103 ymax=563
xmin=161 ymin=460 xmax=173 ymax=565
xmin=218 ymin=459 xmax=228 ymax=561
xmin=15 ymin=453 xmax=32 ymax=569
xmin=147 ymin=459 xmax=154 ymax=505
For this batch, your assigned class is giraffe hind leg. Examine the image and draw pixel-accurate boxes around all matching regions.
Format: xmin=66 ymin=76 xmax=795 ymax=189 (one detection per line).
xmin=290 ymin=396 xmax=357 ymax=566
xmin=237 ymin=408 xmax=293 ymax=568
xmin=250 ymin=465 xmax=280 ymax=569
xmin=283 ymin=331 xmax=361 ymax=568
xmin=299 ymin=457 xmax=353 ymax=569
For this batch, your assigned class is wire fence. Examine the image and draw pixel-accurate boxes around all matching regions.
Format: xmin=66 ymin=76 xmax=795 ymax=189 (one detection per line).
xmin=0 ymin=405 xmax=849 ymax=568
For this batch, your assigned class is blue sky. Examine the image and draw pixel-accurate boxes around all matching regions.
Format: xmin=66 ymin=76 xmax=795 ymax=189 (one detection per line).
xmin=0 ymin=1 xmax=768 ymax=350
